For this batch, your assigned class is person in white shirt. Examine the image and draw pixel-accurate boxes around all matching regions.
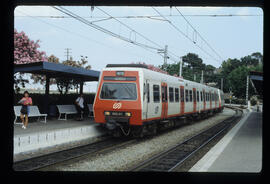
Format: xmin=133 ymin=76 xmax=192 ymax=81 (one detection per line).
xmin=75 ymin=93 xmax=84 ymax=120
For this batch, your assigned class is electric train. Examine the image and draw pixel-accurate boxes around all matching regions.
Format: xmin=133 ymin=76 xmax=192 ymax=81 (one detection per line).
xmin=93 ymin=64 xmax=224 ymax=137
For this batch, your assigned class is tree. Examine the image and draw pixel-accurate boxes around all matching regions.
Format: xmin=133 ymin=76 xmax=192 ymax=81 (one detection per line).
xmin=14 ymin=29 xmax=48 ymax=93
xmin=227 ymin=65 xmax=259 ymax=99
xmin=220 ymin=52 xmax=263 ymax=94
xmin=158 ymin=53 xmax=218 ymax=84
xmin=14 ymin=29 xmax=47 ymax=64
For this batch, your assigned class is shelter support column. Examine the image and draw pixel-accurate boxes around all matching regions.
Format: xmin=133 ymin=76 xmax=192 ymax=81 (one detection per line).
xmin=80 ymin=81 xmax=83 ymax=94
xmin=44 ymin=75 xmax=50 ymax=114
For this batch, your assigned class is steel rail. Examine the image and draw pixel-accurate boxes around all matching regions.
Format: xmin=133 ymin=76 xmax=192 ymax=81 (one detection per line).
xmin=13 ymin=137 xmax=136 ymax=171
xmin=129 ymin=108 xmax=242 ymax=172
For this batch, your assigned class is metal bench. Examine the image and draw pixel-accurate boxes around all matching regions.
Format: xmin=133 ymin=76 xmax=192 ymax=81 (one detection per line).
xmin=14 ymin=105 xmax=47 ymax=124
xmin=56 ymin=105 xmax=79 ymax=120
xmin=88 ymin=104 xmax=94 ymax=117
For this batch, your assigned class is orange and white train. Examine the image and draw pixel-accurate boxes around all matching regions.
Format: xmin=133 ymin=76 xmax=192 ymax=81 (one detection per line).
xmin=93 ymin=64 xmax=224 ymax=137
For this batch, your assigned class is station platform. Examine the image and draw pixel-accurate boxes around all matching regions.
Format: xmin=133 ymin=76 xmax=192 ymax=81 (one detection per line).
xmin=13 ymin=117 xmax=106 ymax=162
xmin=189 ymin=108 xmax=262 ymax=172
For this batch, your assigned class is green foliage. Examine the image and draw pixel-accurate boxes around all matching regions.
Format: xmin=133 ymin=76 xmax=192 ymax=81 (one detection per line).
xmin=159 ymin=52 xmax=262 ymax=99
xmin=250 ymin=96 xmax=257 ymax=106
xmin=160 ymin=53 xmax=219 ymax=84
xmin=221 ymin=52 xmax=262 ymax=98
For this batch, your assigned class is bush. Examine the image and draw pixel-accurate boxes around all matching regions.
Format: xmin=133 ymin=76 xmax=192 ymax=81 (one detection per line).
xmin=250 ymin=96 xmax=257 ymax=106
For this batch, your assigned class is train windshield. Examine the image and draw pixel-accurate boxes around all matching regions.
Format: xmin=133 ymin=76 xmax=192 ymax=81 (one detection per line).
xmin=100 ymin=82 xmax=137 ymax=100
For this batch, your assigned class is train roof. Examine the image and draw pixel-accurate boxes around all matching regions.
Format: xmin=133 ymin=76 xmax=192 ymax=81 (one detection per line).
xmin=104 ymin=64 xmax=222 ymax=92
xmin=106 ymin=64 xmax=148 ymax=69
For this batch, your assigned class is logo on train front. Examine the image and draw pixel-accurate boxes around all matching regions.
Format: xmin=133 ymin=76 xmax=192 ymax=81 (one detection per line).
xmin=113 ymin=102 xmax=122 ymax=109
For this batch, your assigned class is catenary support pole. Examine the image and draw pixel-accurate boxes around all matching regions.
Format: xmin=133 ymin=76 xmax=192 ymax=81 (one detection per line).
xmin=246 ymin=75 xmax=249 ymax=105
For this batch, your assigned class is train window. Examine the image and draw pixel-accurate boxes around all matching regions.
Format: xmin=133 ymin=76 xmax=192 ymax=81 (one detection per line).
xmin=153 ymin=85 xmax=160 ymax=103
xmin=169 ymin=87 xmax=174 ymax=102
xmin=147 ymin=83 xmax=150 ymax=103
xmin=203 ymin=91 xmax=205 ymax=102
xmin=200 ymin=91 xmax=203 ymax=101
xmin=189 ymin=90 xmax=193 ymax=102
xmin=197 ymin=91 xmax=199 ymax=102
xmin=185 ymin=89 xmax=189 ymax=102
xmin=181 ymin=88 xmax=184 ymax=102
xmin=175 ymin=88 xmax=179 ymax=102
xmin=143 ymin=83 xmax=145 ymax=101
xmin=100 ymin=82 xmax=137 ymax=100
xmin=193 ymin=90 xmax=196 ymax=102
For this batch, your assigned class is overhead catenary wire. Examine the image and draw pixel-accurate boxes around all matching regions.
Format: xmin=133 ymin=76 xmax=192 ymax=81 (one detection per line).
xmin=52 ymin=6 xmax=181 ymax=63
xmin=52 ymin=6 xmax=160 ymax=51
xmin=95 ymin=6 xmax=181 ymax=62
xmin=15 ymin=14 xmax=263 ymax=19
xmin=174 ymin=7 xmax=224 ymax=62
xmin=15 ymin=9 xmax=161 ymax=63
xmin=152 ymin=7 xmax=222 ymax=64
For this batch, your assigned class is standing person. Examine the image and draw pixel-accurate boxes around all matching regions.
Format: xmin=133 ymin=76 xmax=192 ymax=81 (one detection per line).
xmin=75 ymin=93 xmax=84 ymax=121
xmin=18 ymin=91 xmax=32 ymax=129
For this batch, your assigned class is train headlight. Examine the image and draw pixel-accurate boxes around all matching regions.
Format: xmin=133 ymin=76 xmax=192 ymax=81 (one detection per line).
xmin=104 ymin=111 xmax=111 ymax=116
xmin=125 ymin=112 xmax=132 ymax=117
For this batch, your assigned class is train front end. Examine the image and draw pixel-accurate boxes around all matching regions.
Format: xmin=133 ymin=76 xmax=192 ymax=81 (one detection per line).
xmin=93 ymin=67 xmax=142 ymax=137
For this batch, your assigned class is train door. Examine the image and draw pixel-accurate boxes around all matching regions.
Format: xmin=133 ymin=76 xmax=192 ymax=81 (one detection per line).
xmin=161 ymin=82 xmax=168 ymax=119
xmin=203 ymin=89 xmax=206 ymax=111
xmin=180 ymin=86 xmax=185 ymax=115
xmin=214 ymin=91 xmax=217 ymax=109
xmin=218 ymin=90 xmax=221 ymax=108
xmin=193 ymin=88 xmax=196 ymax=113
xmin=142 ymin=80 xmax=149 ymax=120
xmin=210 ymin=91 xmax=212 ymax=109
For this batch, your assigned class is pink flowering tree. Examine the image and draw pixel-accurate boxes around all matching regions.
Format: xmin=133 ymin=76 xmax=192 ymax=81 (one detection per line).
xmin=14 ymin=29 xmax=48 ymax=93
xmin=14 ymin=29 xmax=47 ymax=64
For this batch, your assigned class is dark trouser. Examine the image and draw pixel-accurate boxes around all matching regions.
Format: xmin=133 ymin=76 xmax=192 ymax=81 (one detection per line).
xmin=76 ymin=105 xmax=84 ymax=119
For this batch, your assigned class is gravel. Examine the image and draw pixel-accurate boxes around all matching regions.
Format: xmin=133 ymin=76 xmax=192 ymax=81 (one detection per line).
xmin=51 ymin=108 xmax=235 ymax=171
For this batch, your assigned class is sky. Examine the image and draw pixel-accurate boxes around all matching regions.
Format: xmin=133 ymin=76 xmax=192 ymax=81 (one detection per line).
xmin=14 ymin=6 xmax=263 ymax=92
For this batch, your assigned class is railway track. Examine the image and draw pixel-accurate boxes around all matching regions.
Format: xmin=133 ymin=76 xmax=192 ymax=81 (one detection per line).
xmin=13 ymin=137 xmax=136 ymax=171
xmin=13 ymin=108 xmax=239 ymax=171
xmin=129 ymin=108 xmax=243 ymax=172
